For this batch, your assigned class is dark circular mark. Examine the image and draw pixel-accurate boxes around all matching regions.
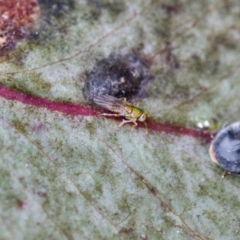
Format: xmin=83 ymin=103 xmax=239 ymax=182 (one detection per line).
xmin=82 ymin=53 xmax=154 ymax=102
xmin=209 ymin=122 xmax=240 ymax=174
xmin=26 ymin=0 xmax=76 ymax=46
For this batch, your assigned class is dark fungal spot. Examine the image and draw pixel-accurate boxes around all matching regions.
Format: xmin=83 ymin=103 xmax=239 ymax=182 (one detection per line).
xmin=210 ymin=122 xmax=240 ymax=174
xmin=82 ymin=53 xmax=154 ymax=102
xmin=32 ymin=0 xmax=75 ymax=42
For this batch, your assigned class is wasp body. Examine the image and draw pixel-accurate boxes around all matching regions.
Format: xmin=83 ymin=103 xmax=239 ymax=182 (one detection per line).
xmin=93 ymin=95 xmax=147 ymax=127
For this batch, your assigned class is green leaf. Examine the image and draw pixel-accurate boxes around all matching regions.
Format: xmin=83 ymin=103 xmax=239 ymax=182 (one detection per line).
xmin=1 ymin=1 xmax=240 ymax=239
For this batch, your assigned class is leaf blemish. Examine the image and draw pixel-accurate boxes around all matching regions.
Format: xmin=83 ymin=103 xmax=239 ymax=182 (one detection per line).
xmin=82 ymin=52 xmax=154 ymax=103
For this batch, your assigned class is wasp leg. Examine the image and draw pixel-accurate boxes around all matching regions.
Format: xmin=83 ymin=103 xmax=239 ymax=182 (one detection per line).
xmin=222 ymin=170 xmax=229 ymax=179
xmin=118 ymin=119 xmax=137 ymax=128
xmin=118 ymin=97 xmax=127 ymax=102
xmin=101 ymin=113 xmax=120 ymax=117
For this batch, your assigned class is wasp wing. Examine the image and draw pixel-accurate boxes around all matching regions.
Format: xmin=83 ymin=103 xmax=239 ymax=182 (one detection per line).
xmin=93 ymin=95 xmax=127 ymax=114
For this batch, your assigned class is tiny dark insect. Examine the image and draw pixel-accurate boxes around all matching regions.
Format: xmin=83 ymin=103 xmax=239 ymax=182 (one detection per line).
xmin=209 ymin=122 xmax=240 ymax=178
xmin=93 ymin=95 xmax=147 ymax=128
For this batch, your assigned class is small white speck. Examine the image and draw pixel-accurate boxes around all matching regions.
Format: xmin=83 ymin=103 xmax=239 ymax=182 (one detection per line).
xmin=141 ymin=233 xmax=146 ymax=239
xmin=203 ymin=120 xmax=210 ymax=127
xmin=197 ymin=120 xmax=210 ymax=128
xmin=2 ymin=14 xmax=9 ymax=19
xmin=120 ymin=77 xmax=125 ymax=83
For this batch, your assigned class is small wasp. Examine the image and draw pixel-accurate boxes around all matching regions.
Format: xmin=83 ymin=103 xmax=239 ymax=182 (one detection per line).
xmin=93 ymin=95 xmax=147 ymax=127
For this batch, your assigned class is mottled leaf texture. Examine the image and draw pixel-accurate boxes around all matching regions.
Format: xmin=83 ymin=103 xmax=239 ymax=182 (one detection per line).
xmin=1 ymin=1 xmax=240 ymax=240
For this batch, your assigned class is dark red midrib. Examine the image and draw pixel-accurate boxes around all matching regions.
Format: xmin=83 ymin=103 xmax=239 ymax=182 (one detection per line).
xmin=0 ymin=85 xmax=213 ymax=142
xmin=147 ymin=119 xmax=213 ymax=142
xmin=0 ymin=85 xmax=97 ymax=116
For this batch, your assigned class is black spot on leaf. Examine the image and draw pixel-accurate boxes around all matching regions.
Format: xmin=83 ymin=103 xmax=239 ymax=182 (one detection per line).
xmin=83 ymin=53 xmax=154 ymax=102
